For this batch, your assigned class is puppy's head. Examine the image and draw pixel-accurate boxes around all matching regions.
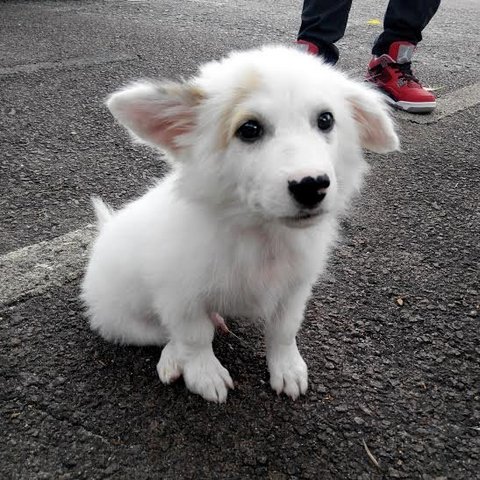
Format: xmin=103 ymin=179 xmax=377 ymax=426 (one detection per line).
xmin=107 ymin=46 xmax=399 ymax=227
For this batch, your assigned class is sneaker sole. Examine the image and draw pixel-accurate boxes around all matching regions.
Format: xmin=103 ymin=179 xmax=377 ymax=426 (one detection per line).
xmin=385 ymin=97 xmax=436 ymax=114
xmin=364 ymin=79 xmax=437 ymax=114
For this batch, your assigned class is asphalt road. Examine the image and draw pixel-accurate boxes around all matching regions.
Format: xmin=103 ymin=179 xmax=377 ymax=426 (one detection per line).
xmin=1 ymin=0 xmax=479 ymax=479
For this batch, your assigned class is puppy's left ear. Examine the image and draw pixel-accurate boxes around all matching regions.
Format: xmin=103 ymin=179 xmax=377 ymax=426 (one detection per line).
xmin=346 ymin=82 xmax=400 ymax=153
xmin=106 ymin=81 xmax=205 ymax=152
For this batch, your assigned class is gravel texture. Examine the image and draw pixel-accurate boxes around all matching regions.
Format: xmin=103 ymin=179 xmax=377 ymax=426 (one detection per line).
xmin=1 ymin=0 xmax=479 ymax=479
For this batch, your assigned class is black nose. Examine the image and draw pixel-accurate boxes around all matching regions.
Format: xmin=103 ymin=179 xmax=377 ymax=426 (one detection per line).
xmin=288 ymin=175 xmax=330 ymax=209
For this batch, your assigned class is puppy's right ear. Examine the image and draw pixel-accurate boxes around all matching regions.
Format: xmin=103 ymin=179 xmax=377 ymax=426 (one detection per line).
xmin=106 ymin=81 xmax=205 ymax=152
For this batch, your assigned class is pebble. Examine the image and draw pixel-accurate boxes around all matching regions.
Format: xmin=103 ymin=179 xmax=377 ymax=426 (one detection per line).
xmin=388 ymin=467 xmax=402 ymax=478
xmin=63 ymin=459 xmax=77 ymax=469
xmin=353 ymin=416 xmax=364 ymax=425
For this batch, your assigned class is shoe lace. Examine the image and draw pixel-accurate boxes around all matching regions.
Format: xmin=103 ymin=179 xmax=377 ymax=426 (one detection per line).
xmin=392 ymin=62 xmax=420 ymax=84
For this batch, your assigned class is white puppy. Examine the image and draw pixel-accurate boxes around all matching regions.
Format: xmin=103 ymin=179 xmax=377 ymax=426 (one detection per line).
xmin=81 ymin=46 xmax=399 ymax=403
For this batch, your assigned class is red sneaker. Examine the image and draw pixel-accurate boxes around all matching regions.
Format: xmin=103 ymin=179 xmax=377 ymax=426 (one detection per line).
xmin=366 ymin=41 xmax=436 ymax=113
xmin=295 ymin=39 xmax=339 ymax=65
xmin=296 ymin=39 xmax=320 ymax=55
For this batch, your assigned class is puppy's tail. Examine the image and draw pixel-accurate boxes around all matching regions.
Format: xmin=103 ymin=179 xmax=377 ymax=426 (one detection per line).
xmin=91 ymin=196 xmax=114 ymax=229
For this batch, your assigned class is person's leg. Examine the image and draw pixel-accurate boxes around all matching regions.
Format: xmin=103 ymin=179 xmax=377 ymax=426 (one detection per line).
xmin=297 ymin=0 xmax=353 ymax=64
xmin=373 ymin=0 xmax=441 ymax=55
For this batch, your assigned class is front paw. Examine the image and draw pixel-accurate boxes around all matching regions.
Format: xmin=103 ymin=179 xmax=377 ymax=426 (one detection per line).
xmin=183 ymin=350 xmax=234 ymax=403
xmin=267 ymin=343 xmax=308 ymax=400
xmin=157 ymin=342 xmax=182 ymax=384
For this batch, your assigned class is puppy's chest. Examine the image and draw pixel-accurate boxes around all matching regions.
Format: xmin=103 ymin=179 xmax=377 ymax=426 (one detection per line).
xmin=208 ymin=236 xmax=304 ymax=316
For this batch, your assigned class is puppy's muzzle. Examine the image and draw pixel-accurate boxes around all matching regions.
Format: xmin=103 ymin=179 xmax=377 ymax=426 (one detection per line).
xmin=288 ymin=175 xmax=330 ymax=209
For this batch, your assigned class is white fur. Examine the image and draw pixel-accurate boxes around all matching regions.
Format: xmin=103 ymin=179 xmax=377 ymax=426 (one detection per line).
xmin=81 ymin=46 xmax=399 ymax=403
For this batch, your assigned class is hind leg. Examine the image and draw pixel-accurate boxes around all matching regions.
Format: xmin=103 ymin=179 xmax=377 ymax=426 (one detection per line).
xmin=90 ymin=308 xmax=168 ymax=346
xmin=82 ymin=265 xmax=167 ymax=346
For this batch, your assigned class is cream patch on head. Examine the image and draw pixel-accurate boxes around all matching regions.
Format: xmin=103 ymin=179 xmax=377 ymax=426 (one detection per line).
xmin=218 ymin=69 xmax=262 ymax=149
xmin=159 ymin=81 xmax=206 ymax=105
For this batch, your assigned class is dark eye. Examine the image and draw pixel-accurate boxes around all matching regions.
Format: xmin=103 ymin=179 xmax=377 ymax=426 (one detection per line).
xmin=235 ymin=120 xmax=264 ymax=143
xmin=317 ymin=112 xmax=334 ymax=132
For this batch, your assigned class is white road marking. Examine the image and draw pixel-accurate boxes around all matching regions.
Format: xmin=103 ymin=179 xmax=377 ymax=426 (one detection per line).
xmin=396 ymin=81 xmax=480 ymax=124
xmin=0 ymin=225 xmax=95 ymax=306
xmin=0 ymin=54 xmax=138 ymax=76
